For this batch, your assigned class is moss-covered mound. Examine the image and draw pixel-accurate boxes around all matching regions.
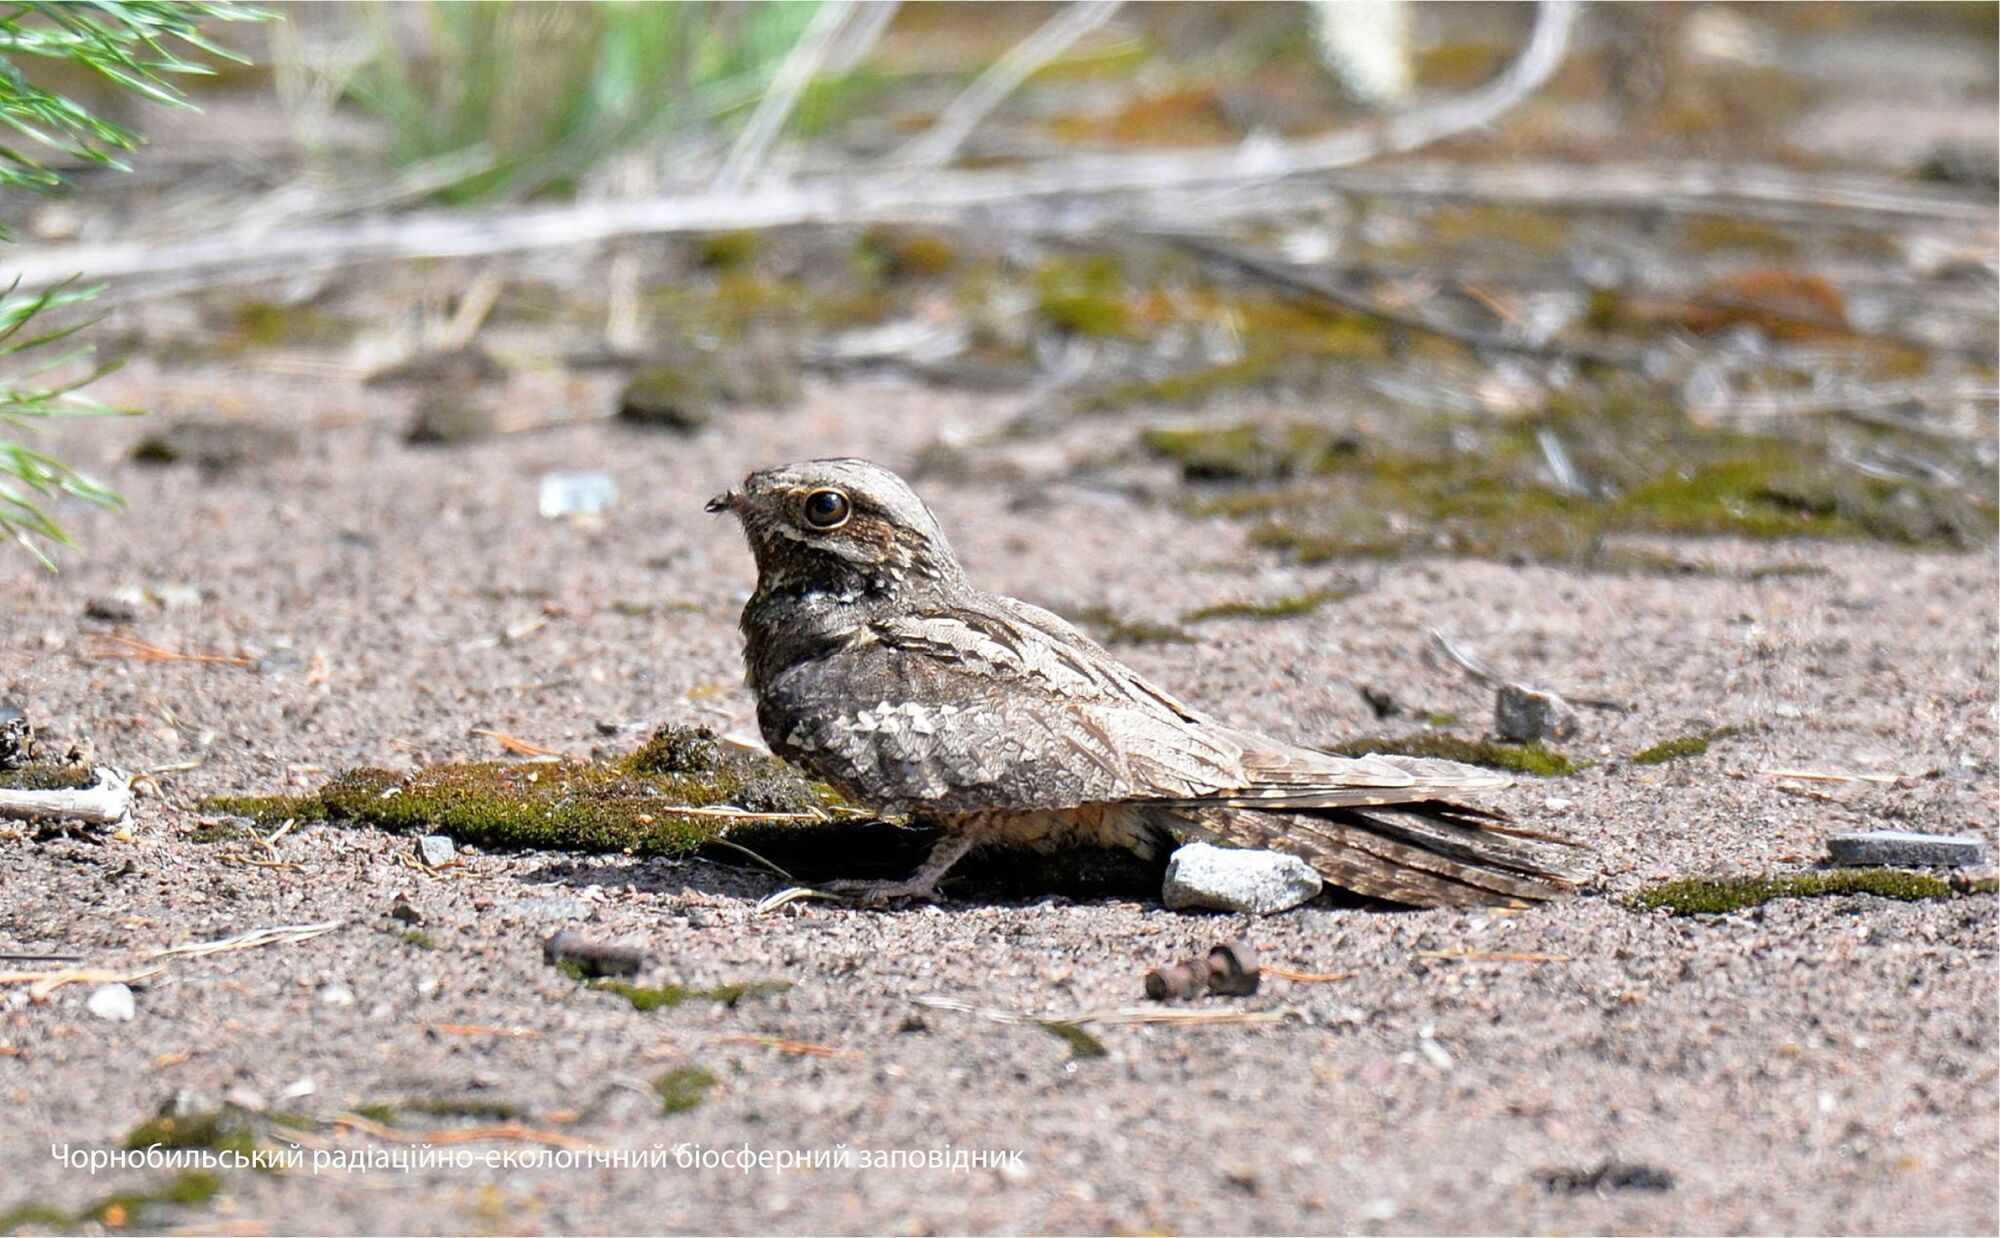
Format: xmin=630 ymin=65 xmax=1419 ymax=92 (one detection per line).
xmin=0 ymin=763 xmax=97 ymax=791
xmin=200 ymin=726 xmax=1167 ymax=898
xmin=1148 ymin=399 xmax=1993 ymax=566
xmin=1629 ymin=870 xmax=1968 ymax=915
xmin=202 ymin=726 xmax=848 ymax=856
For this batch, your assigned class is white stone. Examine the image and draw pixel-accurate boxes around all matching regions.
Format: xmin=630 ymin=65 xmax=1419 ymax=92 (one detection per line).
xmin=1162 ymin=842 xmax=1323 ymax=915
xmin=416 ymin=834 xmax=456 ymax=868
xmin=85 ymin=983 xmax=135 ymax=1021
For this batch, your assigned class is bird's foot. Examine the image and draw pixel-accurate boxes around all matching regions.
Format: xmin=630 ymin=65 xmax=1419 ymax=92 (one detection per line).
xmin=818 ymin=875 xmax=948 ymax=907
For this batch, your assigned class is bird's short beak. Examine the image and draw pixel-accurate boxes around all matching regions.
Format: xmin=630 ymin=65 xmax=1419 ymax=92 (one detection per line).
xmin=705 ymin=489 xmax=740 ymax=514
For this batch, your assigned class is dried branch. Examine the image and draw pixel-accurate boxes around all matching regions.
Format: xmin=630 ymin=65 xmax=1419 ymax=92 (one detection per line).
xmin=911 ymin=993 xmax=1288 ymax=1028
xmin=6 ymin=0 xmax=1579 ymax=290
xmin=0 ymin=964 xmax=165 ymax=997
xmin=146 ymin=920 xmax=342 ymax=961
xmin=1165 ymin=232 xmax=1645 ymax=367
xmin=0 ymin=768 xmax=132 ymax=826
xmin=1307 ymin=161 xmax=1999 ymax=227
xmin=88 ymin=634 xmax=253 ymax=666
xmin=332 ymin=1112 xmax=593 ymax=1150
xmin=892 ymin=0 xmax=1124 ymax=169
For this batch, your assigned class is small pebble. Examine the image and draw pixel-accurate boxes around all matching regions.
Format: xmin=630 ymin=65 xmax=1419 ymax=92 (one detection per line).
xmin=1494 ymin=684 xmax=1579 ymax=743
xmin=320 ymin=984 xmax=356 ymax=1008
xmin=406 ymin=394 xmax=499 ymax=446
xmin=542 ymin=930 xmax=652 ymax=978
xmin=85 ymin=984 xmax=135 ymax=1021
xmin=1163 ymin=843 xmax=1322 ymax=915
xmin=153 ymin=583 xmax=203 ymax=612
xmin=1826 ymin=831 xmax=1986 ymax=869
xmin=253 ymin=646 xmax=307 ymax=677
xmin=417 ymin=835 xmax=457 ymax=868
xmin=83 ymin=595 xmax=141 ymax=624
xmin=223 ymin=1085 xmax=268 ymax=1113
xmin=538 ymin=471 xmax=619 ymax=519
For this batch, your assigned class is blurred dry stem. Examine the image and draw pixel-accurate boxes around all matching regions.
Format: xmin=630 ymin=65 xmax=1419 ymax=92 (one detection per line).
xmin=6 ymin=1 xmax=1583 ymax=288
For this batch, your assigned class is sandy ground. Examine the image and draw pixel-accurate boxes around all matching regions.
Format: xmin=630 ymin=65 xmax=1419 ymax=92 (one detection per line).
xmin=2 ymin=367 xmax=1995 ymax=1235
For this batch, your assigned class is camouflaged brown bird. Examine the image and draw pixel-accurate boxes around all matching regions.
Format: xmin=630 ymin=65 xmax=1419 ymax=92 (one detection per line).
xmin=709 ymin=459 xmax=1575 ymax=907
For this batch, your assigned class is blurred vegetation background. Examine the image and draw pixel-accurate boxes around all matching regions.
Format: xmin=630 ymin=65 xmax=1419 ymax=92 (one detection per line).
xmin=2 ymin=1 xmax=1994 ymax=568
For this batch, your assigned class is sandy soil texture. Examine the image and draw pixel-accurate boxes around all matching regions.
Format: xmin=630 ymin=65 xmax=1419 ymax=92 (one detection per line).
xmin=2 ymin=371 xmax=1995 ymax=1235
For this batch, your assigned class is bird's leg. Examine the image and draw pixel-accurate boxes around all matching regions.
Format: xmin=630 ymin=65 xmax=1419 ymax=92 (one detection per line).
xmin=823 ymin=831 xmax=976 ymax=905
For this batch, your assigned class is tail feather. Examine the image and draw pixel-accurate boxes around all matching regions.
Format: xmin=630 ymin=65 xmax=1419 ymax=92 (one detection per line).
xmin=1171 ymin=800 xmax=1576 ymax=908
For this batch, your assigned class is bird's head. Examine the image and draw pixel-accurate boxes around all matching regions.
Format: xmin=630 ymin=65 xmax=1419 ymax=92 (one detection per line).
xmin=707 ymin=458 xmax=964 ymax=598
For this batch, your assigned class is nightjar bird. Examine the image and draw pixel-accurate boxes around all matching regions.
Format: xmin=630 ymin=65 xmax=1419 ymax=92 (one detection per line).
xmin=708 ymin=459 xmax=1574 ymax=907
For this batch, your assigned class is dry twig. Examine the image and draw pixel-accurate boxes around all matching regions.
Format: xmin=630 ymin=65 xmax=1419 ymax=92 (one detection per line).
xmin=912 ymin=993 xmax=1288 ymax=1029
xmin=88 ymin=635 xmax=253 ymax=667
xmin=0 ymin=965 xmax=166 ymax=998
xmin=893 ymin=0 xmax=1125 ymax=169
xmin=430 ymin=1024 xmax=542 ymax=1038
xmin=715 ymin=1033 xmax=858 ymax=1058
xmin=1166 ymin=233 xmax=1644 ymax=367
xmin=1264 ymin=965 xmax=1353 ymax=983
xmin=5 ymin=2 xmax=1579 ymax=290
xmin=469 ymin=728 xmax=569 ymax=758
xmin=1760 ymin=768 xmax=1902 ymax=785
xmin=331 ymin=1112 xmax=593 ymax=1150
xmin=0 ymin=770 xmax=133 ymax=826
xmin=147 ymin=921 xmax=342 ymax=961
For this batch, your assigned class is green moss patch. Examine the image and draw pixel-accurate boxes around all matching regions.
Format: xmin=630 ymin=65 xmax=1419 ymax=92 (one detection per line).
xmin=1322 ymin=734 xmax=1587 ymax=777
xmin=1038 ymin=1021 xmax=1108 ymax=1060
xmin=1158 ymin=398 xmax=1993 ymax=565
xmin=124 ymin=1109 xmax=260 ymax=1158
xmin=0 ymin=764 xmax=96 ymax=791
xmin=1630 ymin=870 xmax=1958 ymax=915
xmin=199 ymin=726 xmax=849 ymax=856
xmin=1143 ymin=423 xmax=1358 ymax=483
xmin=653 ymin=1067 xmax=718 ymax=1115
xmin=1033 ymin=253 xmax=1139 ymax=338
xmin=1072 ymin=606 xmax=1196 ymax=646
xmin=1184 ymin=586 xmax=1355 ymax=623
xmin=856 ymin=225 xmax=960 ymax=281
xmin=221 ymin=301 xmax=348 ymax=353
xmin=582 ymin=974 xmax=791 ymax=1012
xmin=354 ymin=1097 xmax=525 ymax=1125
xmin=0 ymin=1172 xmax=222 ymax=1232
xmin=1631 ymin=726 xmax=1743 ymax=765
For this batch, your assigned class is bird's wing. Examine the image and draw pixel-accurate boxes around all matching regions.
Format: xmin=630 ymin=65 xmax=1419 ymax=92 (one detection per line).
xmin=758 ymin=591 xmax=1506 ymax=815
xmin=759 ymin=595 xmax=1238 ymax=812
xmin=990 ymin=595 xmax=1515 ymax=811
xmin=1196 ymin=737 xmax=1512 ymax=809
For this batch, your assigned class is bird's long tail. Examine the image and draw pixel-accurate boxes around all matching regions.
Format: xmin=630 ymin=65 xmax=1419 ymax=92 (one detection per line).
xmin=1176 ymin=799 xmax=1577 ymax=908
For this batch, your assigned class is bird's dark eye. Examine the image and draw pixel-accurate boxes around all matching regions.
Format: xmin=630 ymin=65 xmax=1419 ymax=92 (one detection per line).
xmin=802 ymin=488 xmax=850 ymax=530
